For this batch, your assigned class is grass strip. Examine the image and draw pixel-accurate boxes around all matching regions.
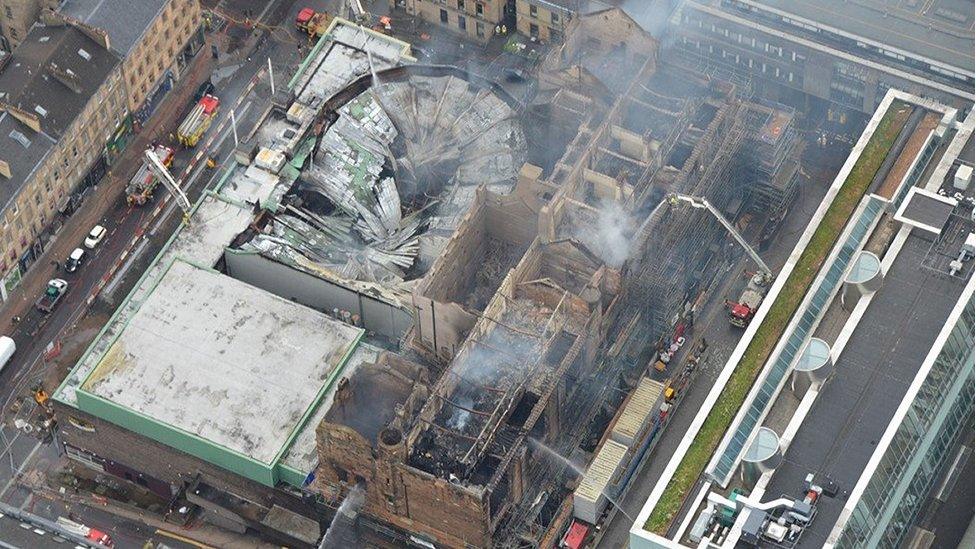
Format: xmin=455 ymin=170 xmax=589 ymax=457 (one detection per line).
xmin=644 ymin=99 xmax=911 ymax=534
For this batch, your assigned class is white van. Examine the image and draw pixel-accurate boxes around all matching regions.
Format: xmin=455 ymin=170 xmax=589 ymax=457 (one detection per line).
xmin=0 ymin=336 xmax=15 ymax=370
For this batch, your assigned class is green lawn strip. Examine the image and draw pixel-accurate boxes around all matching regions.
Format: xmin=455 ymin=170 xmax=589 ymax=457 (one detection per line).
xmin=644 ymin=100 xmax=911 ymax=534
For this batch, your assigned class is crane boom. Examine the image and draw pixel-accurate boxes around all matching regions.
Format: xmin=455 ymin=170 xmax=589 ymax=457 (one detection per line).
xmin=668 ymin=193 xmax=772 ymax=278
xmin=144 ymin=149 xmax=192 ymax=218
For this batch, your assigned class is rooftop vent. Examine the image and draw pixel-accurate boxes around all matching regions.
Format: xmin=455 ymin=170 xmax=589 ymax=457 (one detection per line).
xmin=741 ymin=427 xmax=782 ymax=486
xmin=34 ymin=105 xmax=47 ymax=117
xmin=77 ymin=48 xmax=91 ymax=61
xmin=9 ymin=130 xmax=31 ymax=148
xmin=842 ymin=250 xmax=883 ymax=310
xmin=792 ymin=337 xmax=833 ymax=395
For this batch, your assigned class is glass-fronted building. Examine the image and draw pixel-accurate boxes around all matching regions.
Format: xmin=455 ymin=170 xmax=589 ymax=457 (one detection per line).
xmin=830 ymin=284 xmax=975 ymax=548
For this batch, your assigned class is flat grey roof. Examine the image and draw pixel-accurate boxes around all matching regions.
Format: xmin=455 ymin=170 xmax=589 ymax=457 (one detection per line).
xmin=900 ymin=191 xmax=955 ymax=232
xmin=82 ymin=259 xmax=364 ymax=464
xmin=280 ymin=342 xmax=381 ymax=475
xmin=59 ymin=0 xmax=167 ymax=56
xmin=761 ymin=232 xmax=968 ymax=548
xmin=743 ymin=0 xmax=975 ymax=73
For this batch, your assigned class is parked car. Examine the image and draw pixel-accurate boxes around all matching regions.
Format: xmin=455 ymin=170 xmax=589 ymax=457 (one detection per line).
xmin=65 ymin=247 xmax=86 ymax=273
xmin=84 ymin=225 xmax=106 ymax=249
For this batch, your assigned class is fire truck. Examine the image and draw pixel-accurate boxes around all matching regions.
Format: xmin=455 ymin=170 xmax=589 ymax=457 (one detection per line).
xmin=56 ymin=516 xmax=114 ymax=547
xmin=296 ymin=8 xmax=333 ymax=38
xmin=666 ymin=193 xmax=774 ymax=329
xmin=176 ymin=94 xmax=219 ymax=147
xmin=726 ymin=272 xmax=769 ymax=328
xmin=126 ymin=144 xmax=174 ymax=205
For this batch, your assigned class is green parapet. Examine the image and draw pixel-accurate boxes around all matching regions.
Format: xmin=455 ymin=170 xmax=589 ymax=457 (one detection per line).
xmin=76 ymin=389 xmax=276 ymax=486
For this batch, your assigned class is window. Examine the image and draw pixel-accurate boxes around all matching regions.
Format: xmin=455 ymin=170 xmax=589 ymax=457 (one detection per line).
xmin=457 ymin=0 xmax=464 ymax=9
xmin=529 ymin=22 xmax=539 ymax=37
xmin=551 ymin=12 xmax=559 ymax=24
xmin=530 ymin=4 xmax=538 ymax=17
xmin=476 ymin=21 xmax=485 ymax=38
xmin=458 ymin=15 xmax=466 ymax=30
xmin=4 ymin=6 xmax=12 ymax=19
xmin=476 ymin=2 xmax=484 ymax=15
xmin=440 ymin=9 xmax=448 ymax=23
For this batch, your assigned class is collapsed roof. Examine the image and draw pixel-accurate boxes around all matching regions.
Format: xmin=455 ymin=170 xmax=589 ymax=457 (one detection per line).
xmin=247 ymin=72 xmax=527 ymax=287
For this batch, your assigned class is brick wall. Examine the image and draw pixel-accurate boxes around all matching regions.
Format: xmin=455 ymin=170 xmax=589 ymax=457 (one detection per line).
xmin=315 ymin=421 xmax=492 ymax=548
xmin=54 ymin=402 xmax=308 ymax=515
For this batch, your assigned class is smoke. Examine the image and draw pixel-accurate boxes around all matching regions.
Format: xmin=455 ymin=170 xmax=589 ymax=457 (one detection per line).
xmin=617 ymin=0 xmax=683 ymax=39
xmin=446 ymin=395 xmax=475 ymax=431
xmin=443 ymin=324 xmax=543 ymax=433
xmin=577 ymin=200 xmax=637 ymax=268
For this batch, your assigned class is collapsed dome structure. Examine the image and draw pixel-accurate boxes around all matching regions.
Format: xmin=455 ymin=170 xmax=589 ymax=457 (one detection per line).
xmin=247 ymin=67 xmax=527 ymax=286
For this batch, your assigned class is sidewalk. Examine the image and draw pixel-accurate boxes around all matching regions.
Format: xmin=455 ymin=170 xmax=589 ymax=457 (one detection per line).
xmin=0 ymin=38 xmax=218 ymax=334
xmin=26 ymin=480 xmax=274 ymax=549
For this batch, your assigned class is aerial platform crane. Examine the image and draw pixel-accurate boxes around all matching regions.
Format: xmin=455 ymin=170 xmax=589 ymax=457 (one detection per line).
xmin=667 ymin=193 xmax=773 ymax=327
xmin=144 ymin=148 xmax=192 ymax=223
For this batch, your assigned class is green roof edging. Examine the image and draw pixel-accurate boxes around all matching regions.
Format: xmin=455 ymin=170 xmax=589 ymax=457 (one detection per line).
xmin=272 ymin=329 xmax=364 ymax=486
xmin=278 ymin=463 xmax=310 ymax=490
xmin=76 ymin=388 xmax=276 ymax=486
xmin=54 ymin=166 xmax=239 ymax=403
xmin=644 ymin=99 xmax=912 ymax=533
xmin=73 ymin=256 xmax=364 ymax=488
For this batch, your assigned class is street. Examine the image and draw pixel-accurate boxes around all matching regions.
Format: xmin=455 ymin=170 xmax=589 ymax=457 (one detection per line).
xmin=0 ymin=0 xmax=321 ymax=546
xmin=0 ymin=1 xmax=879 ymax=548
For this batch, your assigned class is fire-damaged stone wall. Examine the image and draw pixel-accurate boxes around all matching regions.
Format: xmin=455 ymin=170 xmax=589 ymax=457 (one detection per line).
xmin=312 ymin=350 xmax=499 ymax=547
xmin=314 ymin=418 xmax=496 ymax=547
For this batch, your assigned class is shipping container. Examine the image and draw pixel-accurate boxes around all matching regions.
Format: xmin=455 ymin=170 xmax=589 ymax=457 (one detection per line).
xmin=573 ymin=439 xmax=628 ymax=524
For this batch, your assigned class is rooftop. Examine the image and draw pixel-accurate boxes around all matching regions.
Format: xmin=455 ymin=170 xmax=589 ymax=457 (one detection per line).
xmin=0 ymin=24 xmax=120 ymax=137
xmin=761 ymin=231 xmax=970 ymax=548
xmin=0 ymin=113 xmax=55 ymax=214
xmin=738 ymin=0 xmax=975 ymax=73
xmin=56 ymin=174 xmax=281 ymax=407
xmin=59 ymin=0 xmax=167 ymax=56
xmin=78 ymin=259 xmax=363 ymax=466
xmin=631 ymin=90 xmax=966 ymax=544
xmin=0 ymin=24 xmax=119 ymax=210
xmin=894 ymin=187 xmax=957 ymax=234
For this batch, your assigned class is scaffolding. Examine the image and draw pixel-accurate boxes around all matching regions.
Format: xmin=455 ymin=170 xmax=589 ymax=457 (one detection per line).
xmin=625 ymin=102 xmax=749 ymax=338
xmin=737 ymin=100 xmax=802 ymax=218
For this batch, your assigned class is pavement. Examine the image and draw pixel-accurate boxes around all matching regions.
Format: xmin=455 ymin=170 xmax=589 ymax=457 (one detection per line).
xmin=20 ymin=478 xmax=274 ymax=549
xmin=0 ymin=33 xmax=222 ymax=535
